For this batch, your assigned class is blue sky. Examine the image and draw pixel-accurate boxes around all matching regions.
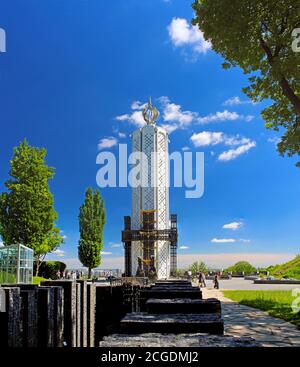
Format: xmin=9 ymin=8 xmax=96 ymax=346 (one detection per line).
xmin=0 ymin=0 xmax=299 ymax=269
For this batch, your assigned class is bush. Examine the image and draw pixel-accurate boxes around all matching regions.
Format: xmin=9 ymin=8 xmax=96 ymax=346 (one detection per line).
xmin=224 ymin=261 xmax=257 ymax=275
xmin=34 ymin=261 xmax=66 ymax=280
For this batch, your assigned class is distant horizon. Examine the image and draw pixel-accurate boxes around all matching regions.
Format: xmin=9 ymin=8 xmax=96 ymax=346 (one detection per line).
xmin=56 ymin=252 xmax=297 ymax=271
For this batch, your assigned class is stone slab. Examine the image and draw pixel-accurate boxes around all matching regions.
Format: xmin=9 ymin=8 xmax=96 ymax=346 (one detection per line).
xmin=146 ymin=298 xmax=221 ymax=314
xmin=0 ymin=287 xmax=22 ymax=347
xmin=100 ymin=333 xmax=259 ymax=347
xmin=120 ymin=312 xmax=224 ymax=335
xmin=140 ymin=289 xmax=202 ymax=300
xmin=87 ymin=283 xmax=96 ymax=347
xmin=77 ymin=280 xmax=87 ymax=347
xmin=41 ymin=280 xmax=77 ymax=347
xmin=37 ymin=287 xmax=55 ymax=347
xmin=20 ymin=289 xmax=38 ymax=347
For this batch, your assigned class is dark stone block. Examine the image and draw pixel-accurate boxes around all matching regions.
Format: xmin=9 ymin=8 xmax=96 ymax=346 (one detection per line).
xmin=20 ymin=289 xmax=38 ymax=347
xmin=0 ymin=287 xmax=23 ymax=347
xmin=77 ymin=280 xmax=87 ymax=347
xmin=141 ymin=289 xmax=202 ymax=298
xmin=146 ymin=298 xmax=221 ymax=314
xmin=49 ymin=286 xmax=64 ymax=347
xmin=100 ymin=333 xmax=260 ymax=347
xmin=37 ymin=287 xmax=55 ymax=347
xmin=120 ymin=313 xmax=224 ymax=335
xmin=87 ymin=283 xmax=96 ymax=347
xmin=76 ymin=282 xmax=81 ymax=347
xmin=41 ymin=280 xmax=77 ymax=347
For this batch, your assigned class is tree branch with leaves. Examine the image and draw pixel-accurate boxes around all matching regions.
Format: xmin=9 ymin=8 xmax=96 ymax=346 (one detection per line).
xmin=0 ymin=139 xmax=63 ymax=275
xmin=192 ymin=0 xmax=300 ymax=166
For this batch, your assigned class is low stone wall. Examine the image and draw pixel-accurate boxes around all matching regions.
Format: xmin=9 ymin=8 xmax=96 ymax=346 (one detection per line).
xmin=0 ymin=280 xmax=97 ymax=347
xmin=0 ymin=280 xmax=147 ymax=347
xmin=254 ymin=279 xmax=300 ymax=284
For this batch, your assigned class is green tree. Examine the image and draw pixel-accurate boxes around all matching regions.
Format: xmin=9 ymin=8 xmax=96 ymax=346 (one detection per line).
xmin=225 ymin=261 xmax=257 ymax=275
xmin=188 ymin=261 xmax=208 ymax=275
xmin=78 ymin=187 xmax=106 ymax=278
xmin=0 ymin=139 xmax=63 ymax=275
xmin=192 ymin=0 xmax=300 ymax=166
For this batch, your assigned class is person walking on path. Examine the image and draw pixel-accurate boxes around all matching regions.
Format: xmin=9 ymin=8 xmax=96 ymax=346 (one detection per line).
xmin=213 ymin=273 xmax=219 ymax=289
xmin=198 ymin=272 xmax=206 ymax=288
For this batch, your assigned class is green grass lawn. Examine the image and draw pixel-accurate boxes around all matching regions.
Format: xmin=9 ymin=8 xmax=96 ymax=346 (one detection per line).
xmin=223 ymin=290 xmax=300 ymax=329
xmin=32 ymin=276 xmax=48 ymax=285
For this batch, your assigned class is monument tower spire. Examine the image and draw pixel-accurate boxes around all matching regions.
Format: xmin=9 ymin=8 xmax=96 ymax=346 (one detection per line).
xmin=122 ymin=98 xmax=178 ymax=280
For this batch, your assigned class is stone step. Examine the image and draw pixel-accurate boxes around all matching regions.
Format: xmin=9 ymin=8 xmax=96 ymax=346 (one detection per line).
xmin=140 ymin=289 xmax=202 ymax=300
xmin=146 ymin=298 xmax=221 ymax=314
xmin=154 ymin=280 xmax=192 ymax=285
xmin=151 ymin=284 xmax=195 ymax=289
xmin=120 ymin=313 xmax=224 ymax=335
xmin=100 ymin=333 xmax=260 ymax=347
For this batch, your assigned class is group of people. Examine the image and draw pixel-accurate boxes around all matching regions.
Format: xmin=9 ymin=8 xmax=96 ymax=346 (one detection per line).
xmin=56 ymin=270 xmax=83 ymax=280
xmin=198 ymin=271 xmax=220 ymax=289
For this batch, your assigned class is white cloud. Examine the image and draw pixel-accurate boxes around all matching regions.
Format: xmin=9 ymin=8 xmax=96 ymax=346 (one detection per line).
xmin=239 ymin=239 xmax=251 ymax=243
xmin=131 ymin=101 xmax=147 ymax=110
xmin=268 ymin=136 xmax=280 ymax=145
xmin=218 ymin=141 xmax=256 ymax=161
xmin=117 ymin=97 xmax=253 ymax=134
xmin=110 ymin=243 xmax=122 ymax=248
xmin=118 ymin=132 xmax=126 ymax=138
xmin=168 ymin=17 xmax=211 ymax=54
xmin=116 ymin=114 xmax=129 ymax=121
xmin=211 ymin=238 xmax=236 ymax=243
xmin=160 ymin=123 xmax=179 ymax=134
xmin=182 ymin=146 xmax=190 ymax=151
xmin=190 ymin=131 xmax=256 ymax=162
xmin=190 ymin=131 xmax=223 ymax=147
xmin=0 ymin=241 xmax=4 ymax=247
xmin=179 ymin=246 xmax=189 ymax=250
xmin=116 ymin=110 xmax=145 ymax=127
xmin=98 ymin=137 xmax=118 ymax=150
xmin=197 ymin=110 xmax=239 ymax=124
xmin=52 ymin=249 xmax=65 ymax=257
xmin=223 ymin=221 xmax=243 ymax=230
xmin=161 ymin=98 xmax=195 ymax=126
xmin=223 ymin=96 xmax=254 ymax=106
xmin=101 ymin=251 xmax=113 ymax=255
xmin=197 ymin=110 xmax=253 ymax=124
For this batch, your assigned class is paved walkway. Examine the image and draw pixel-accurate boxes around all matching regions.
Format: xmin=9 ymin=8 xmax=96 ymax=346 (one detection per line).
xmin=201 ymin=287 xmax=300 ymax=347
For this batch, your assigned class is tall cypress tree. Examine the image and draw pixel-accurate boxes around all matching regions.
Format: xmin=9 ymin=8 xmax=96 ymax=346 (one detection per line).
xmin=78 ymin=187 xmax=106 ymax=278
xmin=0 ymin=139 xmax=63 ymax=275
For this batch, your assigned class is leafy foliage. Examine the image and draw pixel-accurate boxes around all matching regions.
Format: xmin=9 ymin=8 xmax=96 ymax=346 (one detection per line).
xmin=224 ymin=261 xmax=257 ymax=275
xmin=267 ymin=255 xmax=300 ymax=279
xmin=192 ymin=0 xmax=300 ymax=166
xmin=188 ymin=261 xmax=208 ymax=275
xmin=34 ymin=260 xmax=66 ymax=280
xmin=0 ymin=139 xmax=63 ymax=273
xmin=78 ymin=187 xmax=106 ymax=278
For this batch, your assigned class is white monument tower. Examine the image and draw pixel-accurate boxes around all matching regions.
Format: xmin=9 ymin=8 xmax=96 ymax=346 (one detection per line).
xmin=122 ymin=98 xmax=178 ymax=280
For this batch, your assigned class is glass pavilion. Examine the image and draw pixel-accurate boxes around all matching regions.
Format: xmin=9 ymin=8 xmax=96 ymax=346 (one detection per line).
xmin=0 ymin=244 xmax=33 ymax=284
